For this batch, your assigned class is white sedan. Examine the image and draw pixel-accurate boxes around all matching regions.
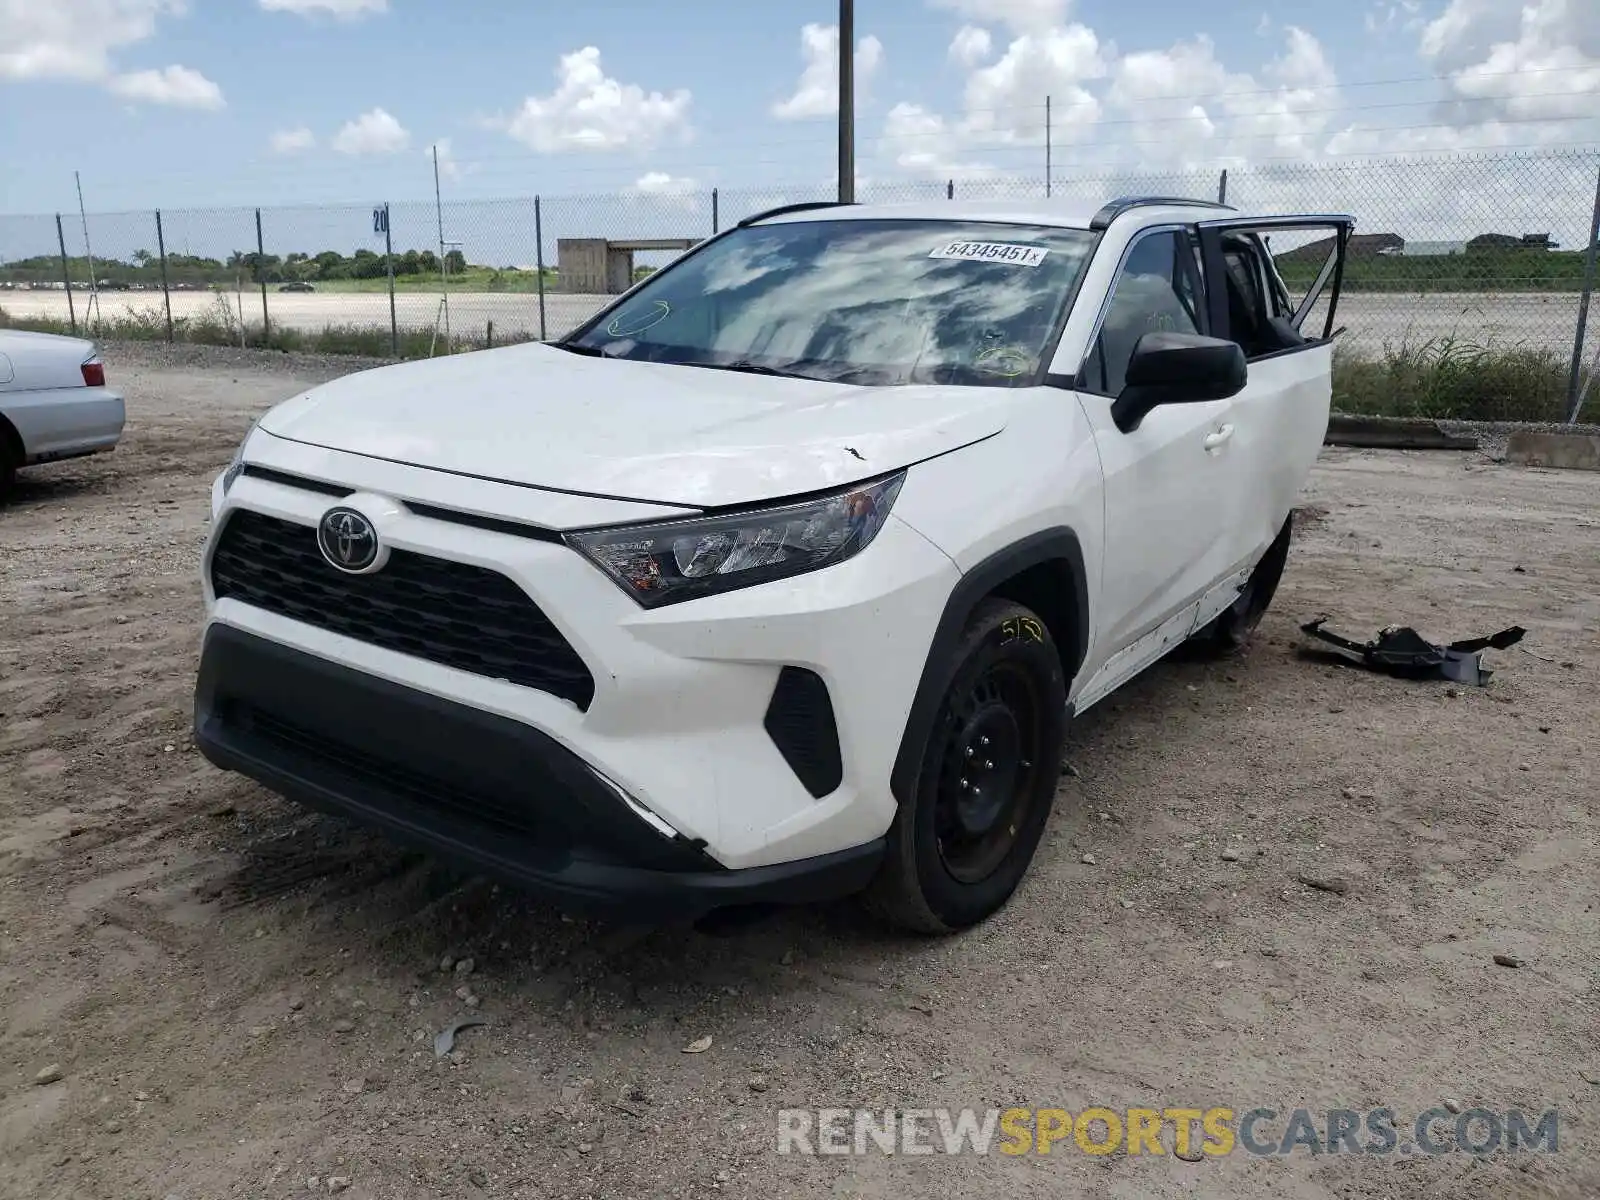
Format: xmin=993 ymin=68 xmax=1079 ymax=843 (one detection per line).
xmin=0 ymin=330 xmax=126 ymax=500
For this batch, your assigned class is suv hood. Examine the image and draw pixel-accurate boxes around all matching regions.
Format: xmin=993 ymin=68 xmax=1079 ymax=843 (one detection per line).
xmin=257 ymin=342 xmax=1011 ymax=508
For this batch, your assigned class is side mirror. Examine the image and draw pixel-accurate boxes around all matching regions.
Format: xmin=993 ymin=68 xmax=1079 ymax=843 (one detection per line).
xmin=1111 ymin=331 xmax=1247 ymax=433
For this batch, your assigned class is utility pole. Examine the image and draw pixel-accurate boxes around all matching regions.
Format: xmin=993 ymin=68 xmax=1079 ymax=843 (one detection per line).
xmin=837 ymin=0 xmax=855 ymax=204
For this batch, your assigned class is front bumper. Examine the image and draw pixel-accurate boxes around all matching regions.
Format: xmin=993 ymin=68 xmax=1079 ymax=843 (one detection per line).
xmin=194 ymin=623 xmax=884 ymax=920
xmin=204 ymin=439 xmax=963 ymax=869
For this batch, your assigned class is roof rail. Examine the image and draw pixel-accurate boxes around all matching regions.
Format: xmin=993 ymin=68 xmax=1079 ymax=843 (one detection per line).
xmin=737 ymin=200 xmax=854 ymax=228
xmin=1089 ymin=196 xmax=1235 ymax=232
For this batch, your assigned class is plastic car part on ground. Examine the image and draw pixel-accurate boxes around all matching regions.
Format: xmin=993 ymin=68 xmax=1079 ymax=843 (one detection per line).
xmin=1298 ymin=617 xmax=1527 ymax=686
xmin=433 ymin=1018 xmax=487 ymax=1058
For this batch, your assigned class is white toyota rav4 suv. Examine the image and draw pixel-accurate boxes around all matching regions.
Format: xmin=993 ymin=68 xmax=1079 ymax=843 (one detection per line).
xmin=195 ymin=196 xmax=1354 ymax=933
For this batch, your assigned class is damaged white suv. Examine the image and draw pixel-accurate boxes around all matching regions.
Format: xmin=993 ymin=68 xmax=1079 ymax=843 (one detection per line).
xmin=195 ymin=196 xmax=1353 ymax=933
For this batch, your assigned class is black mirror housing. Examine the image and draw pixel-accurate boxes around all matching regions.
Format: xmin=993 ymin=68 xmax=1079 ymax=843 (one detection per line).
xmin=1111 ymin=331 xmax=1248 ymax=432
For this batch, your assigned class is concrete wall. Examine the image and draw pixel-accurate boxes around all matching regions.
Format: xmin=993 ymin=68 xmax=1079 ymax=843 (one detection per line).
xmin=556 ymin=239 xmax=609 ymax=294
xmin=556 ymin=238 xmax=637 ymax=295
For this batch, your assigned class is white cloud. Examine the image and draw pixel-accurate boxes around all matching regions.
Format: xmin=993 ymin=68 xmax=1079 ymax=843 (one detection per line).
xmin=0 ymin=0 xmax=183 ymax=81
xmin=929 ymin=0 xmax=1069 ymax=35
xmin=881 ymin=20 xmax=1108 ymax=179
xmin=949 ymin=25 xmax=993 ymax=68
xmin=270 ymin=127 xmax=316 ymax=154
xmin=499 ymin=47 xmax=691 ymax=153
xmin=259 ymin=0 xmax=385 ymax=15
xmin=631 ymin=171 xmax=697 ymax=196
xmin=1422 ymin=0 xmax=1600 ymax=124
xmin=1332 ymin=0 xmax=1598 ymax=154
xmin=108 ymin=63 xmax=223 ymax=108
xmin=960 ymin=23 xmax=1107 ymax=144
xmin=771 ymin=23 xmax=885 ymax=120
xmin=883 ymin=102 xmax=998 ymax=179
xmin=332 ymin=107 xmax=410 ymax=155
xmin=1104 ymin=27 xmax=1337 ymax=163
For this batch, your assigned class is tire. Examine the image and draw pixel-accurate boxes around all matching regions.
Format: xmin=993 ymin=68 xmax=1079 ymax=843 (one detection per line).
xmin=1189 ymin=514 xmax=1292 ymax=658
xmin=0 ymin=439 xmax=17 ymax=505
xmin=867 ymin=598 xmax=1069 ymax=934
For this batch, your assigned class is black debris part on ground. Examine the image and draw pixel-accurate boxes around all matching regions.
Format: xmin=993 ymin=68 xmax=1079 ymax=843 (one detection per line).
xmin=1298 ymin=618 xmax=1527 ymax=686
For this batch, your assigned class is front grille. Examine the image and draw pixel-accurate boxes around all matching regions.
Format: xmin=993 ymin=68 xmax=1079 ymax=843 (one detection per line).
xmin=210 ymin=509 xmax=595 ymax=709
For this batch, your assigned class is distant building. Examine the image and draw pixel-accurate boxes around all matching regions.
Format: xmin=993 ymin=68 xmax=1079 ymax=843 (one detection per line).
xmin=1401 ymin=240 xmax=1466 ymax=257
xmin=1276 ymin=232 xmax=1403 ymax=262
xmin=1466 ymin=232 xmax=1559 ymax=252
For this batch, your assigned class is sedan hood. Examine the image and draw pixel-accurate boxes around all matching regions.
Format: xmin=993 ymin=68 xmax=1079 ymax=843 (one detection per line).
xmin=257 ymin=343 xmax=1011 ymax=508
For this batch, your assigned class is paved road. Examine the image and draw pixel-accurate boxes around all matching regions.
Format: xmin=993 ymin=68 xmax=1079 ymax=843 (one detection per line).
xmin=3 ymin=287 xmax=1593 ymax=356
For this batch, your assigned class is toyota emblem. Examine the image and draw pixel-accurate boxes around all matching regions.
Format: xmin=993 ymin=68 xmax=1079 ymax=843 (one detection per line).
xmin=316 ymin=506 xmax=381 ymax=573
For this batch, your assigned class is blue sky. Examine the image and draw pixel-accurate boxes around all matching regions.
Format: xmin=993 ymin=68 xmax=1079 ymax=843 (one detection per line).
xmin=0 ymin=0 xmax=1596 ymax=247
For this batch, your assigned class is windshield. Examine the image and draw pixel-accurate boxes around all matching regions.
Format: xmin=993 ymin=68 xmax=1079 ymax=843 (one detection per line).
xmin=566 ymin=218 xmax=1098 ymax=387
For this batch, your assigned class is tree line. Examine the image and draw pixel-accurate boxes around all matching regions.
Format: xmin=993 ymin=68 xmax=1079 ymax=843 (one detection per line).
xmin=0 ymin=247 xmax=473 ymax=287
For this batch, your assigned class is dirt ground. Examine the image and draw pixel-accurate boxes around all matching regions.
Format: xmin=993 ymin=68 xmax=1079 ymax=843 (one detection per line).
xmin=1 ymin=342 xmax=1596 ymax=1200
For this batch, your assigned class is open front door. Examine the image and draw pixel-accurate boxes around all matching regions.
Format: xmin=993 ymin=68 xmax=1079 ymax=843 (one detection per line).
xmin=1184 ymin=214 xmax=1356 ymax=617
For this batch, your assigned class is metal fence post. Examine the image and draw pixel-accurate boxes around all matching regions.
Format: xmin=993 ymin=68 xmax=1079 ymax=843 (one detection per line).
xmin=535 ymin=195 xmax=547 ymax=342
xmin=711 ymin=187 xmax=719 ymax=235
xmin=1045 ymin=94 xmax=1052 ymax=198
xmin=1218 ymin=169 xmax=1229 ymax=205
xmin=55 ymin=214 xmax=77 ymax=334
xmin=947 ymin=179 xmax=955 ymax=200
xmin=255 ymin=208 xmax=269 ymax=343
xmin=1565 ymin=163 xmax=1600 ymax=424
xmin=155 ymin=209 xmax=173 ymax=343
xmin=384 ymin=201 xmax=397 ymax=358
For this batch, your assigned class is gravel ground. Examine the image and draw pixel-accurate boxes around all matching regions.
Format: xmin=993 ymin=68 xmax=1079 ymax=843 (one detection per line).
xmin=2 ymin=341 xmax=1598 ymax=1200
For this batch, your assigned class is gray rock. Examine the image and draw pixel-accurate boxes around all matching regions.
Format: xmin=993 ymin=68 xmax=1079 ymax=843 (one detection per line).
xmin=1297 ymin=874 xmax=1351 ymax=896
xmin=331 ymin=1019 xmax=355 ymax=1033
xmin=1080 ymin=853 xmax=1097 ymax=866
xmin=1220 ymin=848 xmax=1241 ymax=862
xmin=1493 ymin=953 xmax=1524 ymax=969
xmin=455 ymin=957 xmax=475 ymax=976
xmin=34 ymin=1064 xmax=63 ymax=1085
xmin=1443 ymin=1098 xmax=1463 ymax=1114
xmin=327 ymin=1178 xmax=351 ymax=1193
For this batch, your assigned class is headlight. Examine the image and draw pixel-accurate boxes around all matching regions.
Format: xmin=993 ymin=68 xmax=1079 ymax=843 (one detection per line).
xmin=565 ymin=472 xmax=905 ymax=608
xmin=221 ymin=419 xmax=260 ymax=494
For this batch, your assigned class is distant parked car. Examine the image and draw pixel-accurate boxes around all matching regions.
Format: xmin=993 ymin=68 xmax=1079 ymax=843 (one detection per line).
xmin=278 ymin=281 xmax=316 ymax=293
xmin=96 ymin=279 xmax=131 ymax=291
xmin=0 ymin=330 xmax=125 ymax=500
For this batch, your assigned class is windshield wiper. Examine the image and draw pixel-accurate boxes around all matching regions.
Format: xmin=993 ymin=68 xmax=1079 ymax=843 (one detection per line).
xmin=547 ymin=340 xmax=610 ymax=358
xmin=680 ymin=359 xmax=802 ymax=378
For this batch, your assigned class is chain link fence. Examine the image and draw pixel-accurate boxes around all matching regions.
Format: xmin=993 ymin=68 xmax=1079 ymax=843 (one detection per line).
xmin=2 ymin=149 xmax=1597 ymax=421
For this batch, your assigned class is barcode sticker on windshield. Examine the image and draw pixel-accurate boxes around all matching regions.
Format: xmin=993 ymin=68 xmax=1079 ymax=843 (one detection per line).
xmin=929 ymin=241 xmax=1050 ymax=267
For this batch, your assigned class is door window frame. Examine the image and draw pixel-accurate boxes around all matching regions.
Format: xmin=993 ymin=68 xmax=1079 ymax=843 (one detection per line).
xmin=1195 ymin=215 xmax=1355 ymax=361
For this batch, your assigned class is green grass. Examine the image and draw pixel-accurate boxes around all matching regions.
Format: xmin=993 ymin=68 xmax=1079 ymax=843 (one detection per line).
xmin=1332 ymin=337 xmax=1571 ymax=422
xmin=310 ymin=268 xmax=558 ymax=294
xmin=1279 ymin=250 xmax=1591 ymax=294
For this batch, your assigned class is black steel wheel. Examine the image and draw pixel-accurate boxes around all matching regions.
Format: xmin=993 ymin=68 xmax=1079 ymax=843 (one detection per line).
xmin=868 ymin=598 xmax=1068 ymax=933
